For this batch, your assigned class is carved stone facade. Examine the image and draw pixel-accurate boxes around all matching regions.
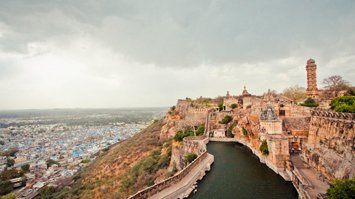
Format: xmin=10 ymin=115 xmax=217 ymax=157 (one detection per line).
xmin=306 ymin=58 xmax=319 ymax=98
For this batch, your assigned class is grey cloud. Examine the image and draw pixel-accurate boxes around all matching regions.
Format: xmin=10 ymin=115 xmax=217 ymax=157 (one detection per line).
xmin=1 ymin=0 xmax=355 ymax=67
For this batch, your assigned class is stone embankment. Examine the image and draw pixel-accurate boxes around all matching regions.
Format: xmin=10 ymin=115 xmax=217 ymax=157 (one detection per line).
xmin=128 ymin=151 xmax=214 ymax=199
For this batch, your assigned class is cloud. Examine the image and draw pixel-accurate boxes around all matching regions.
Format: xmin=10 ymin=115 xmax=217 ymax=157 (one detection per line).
xmin=0 ymin=0 xmax=354 ymax=109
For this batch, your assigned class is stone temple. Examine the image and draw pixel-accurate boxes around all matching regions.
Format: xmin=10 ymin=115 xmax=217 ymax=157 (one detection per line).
xmin=306 ymin=58 xmax=319 ymax=98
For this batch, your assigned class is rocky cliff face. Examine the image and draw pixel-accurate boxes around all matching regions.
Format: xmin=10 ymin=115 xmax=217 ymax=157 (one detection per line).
xmin=303 ymin=110 xmax=355 ymax=182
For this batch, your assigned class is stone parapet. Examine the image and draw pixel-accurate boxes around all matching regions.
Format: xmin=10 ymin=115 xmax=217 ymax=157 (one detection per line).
xmin=128 ymin=152 xmax=210 ymax=199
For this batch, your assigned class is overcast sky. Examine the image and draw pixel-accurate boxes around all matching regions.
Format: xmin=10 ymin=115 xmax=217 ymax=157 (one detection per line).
xmin=0 ymin=0 xmax=354 ymax=109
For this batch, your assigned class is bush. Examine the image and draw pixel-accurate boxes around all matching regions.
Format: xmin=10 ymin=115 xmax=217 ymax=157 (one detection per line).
xmin=80 ymin=159 xmax=90 ymax=164
xmin=330 ymin=96 xmax=355 ymax=113
xmin=242 ymin=128 xmax=248 ymax=136
xmin=231 ymin=104 xmax=238 ymax=109
xmin=218 ymin=102 xmax=224 ymax=111
xmin=225 ymin=129 xmax=234 ymax=138
xmin=46 ymin=159 xmax=60 ymax=168
xmin=38 ymin=186 xmax=56 ymax=199
xmin=327 ymin=178 xmax=355 ymax=199
xmin=301 ymin=98 xmax=319 ymax=107
xmin=0 ymin=181 xmax=13 ymax=196
xmin=220 ymin=115 xmax=233 ymax=124
xmin=173 ymin=129 xmax=194 ymax=142
xmin=0 ymin=168 xmax=23 ymax=180
xmin=196 ymin=125 xmax=205 ymax=136
xmin=184 ymin=153 xmax=197 ymax=165
xmin=6 ymin=158 xmax=14 ymax=167
xmin=21 ymin=164 xmax=30 ymax=173
xmin=259 ymin=140 xmax=269 ymax=155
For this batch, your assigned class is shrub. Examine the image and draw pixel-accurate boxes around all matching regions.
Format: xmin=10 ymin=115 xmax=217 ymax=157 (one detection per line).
xmin=218 ymin=102 xmax=224 ymax=111
xmin=173 ymin=129 xmax=194 ymax=142
xmin=80 ymin=159 xmax=90 ymax=164
xmin=6 ymin=158 xmax=14 ymax=167
xmin=259 ymin=140 xmax=269 ymax=155
xmin=196 ymin=125 xmax=205 ymax=136
xmin=231 ymin=104 xmax=238 ymax=109
xmin=0 ymin=181 xmax=13 ymax=196
xmin=220 ymin=115 xmax=233 ymax=124
xmin=21 ymin=164 xmax=30 ymax=173
xmin=327 ymin=178 xmax=355 ymax=199
xmin=0 ymin=168 xmax=23 ymax=180
xmin=242 ymin=128 xmax=248 ymax=136
xmin=46 ymin=159 xmax=60 ymax=168
xmin=330 ymin=96 xmax=355 ymax=113
xmin=226 ymin=129 xmax=234 ymax=138
xmin=300 ymin=98 xmax=319 ymax=107
xmin=184 ymin=153 xmax=197 ymax=165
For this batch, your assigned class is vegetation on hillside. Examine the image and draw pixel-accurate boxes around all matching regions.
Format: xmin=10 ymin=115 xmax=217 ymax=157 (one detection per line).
xmin=184 ymin=153 xmax=197 ymax=166
xmin=173 ymin=124 xmax=205 ymax=141
xmin=119 ymin=146 xmax=171 ymax=195
xmin=327 ymin=178 xmax=355 ymax=199
xmin=330 ymin=96 xmax=355 ymax=113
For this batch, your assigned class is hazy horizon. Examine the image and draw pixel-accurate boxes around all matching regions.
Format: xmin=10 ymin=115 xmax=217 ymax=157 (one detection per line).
xmin=1 ymin=0 xmax=354 ymax=109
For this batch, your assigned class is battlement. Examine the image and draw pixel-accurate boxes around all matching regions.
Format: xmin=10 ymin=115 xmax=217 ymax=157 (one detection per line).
xmin=311 ymin=109 xmax=355 ymax=121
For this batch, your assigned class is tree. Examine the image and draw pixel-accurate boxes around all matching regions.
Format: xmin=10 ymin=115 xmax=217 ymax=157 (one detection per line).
xmin=330 ymin=96 xmax=355 ymax=113
xmin=0 ymin=180 xmax=13 ymax=196
xmin=21 ymin=164 xmax=30 ymax=173
xmin=220 ymin=115 xmax=233 ymax=124
xmin=0 ymin=168 xmax=22 ymax=180
xmin=46 ymin=159 xmax=60 ymax=168
xmin=230 ymin=104 xmax=238 ymax=109
xmin=322 ymin=75 xmax=350 ymax=98
xmin=301 ymin=98 xmax=319 ymax=107
xmin=6 ymin=158 xmax=14 ymax=167
xmin=327 ymin=178 xmax=355 ymax=199
xmin=184 ymin=153 xmax=197 ymax=165
xmin=259 ymin=140 xmax=269 ymax=155
xmin=283 ymin=85 xmax=306 ymax=103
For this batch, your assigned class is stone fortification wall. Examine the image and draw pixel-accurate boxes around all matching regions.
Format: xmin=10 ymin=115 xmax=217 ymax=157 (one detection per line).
xmin=303 ymin=110 xmax=355 ymax=181
xmin=128 ymin=152 xmax=209 ymax=199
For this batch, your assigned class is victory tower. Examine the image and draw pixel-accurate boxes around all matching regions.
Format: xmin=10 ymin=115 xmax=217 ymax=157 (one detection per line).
xmin=306 ymin=58 xmax=318 ymax=98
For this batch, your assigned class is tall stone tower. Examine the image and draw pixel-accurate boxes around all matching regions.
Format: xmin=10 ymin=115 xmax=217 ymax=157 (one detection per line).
xmin=306 ymin=58 xmax=318 ymax=98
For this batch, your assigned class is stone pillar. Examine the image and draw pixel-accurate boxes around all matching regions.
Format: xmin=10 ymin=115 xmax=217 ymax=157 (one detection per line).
xmin=306 ymin=58 xmax=319 ymax=98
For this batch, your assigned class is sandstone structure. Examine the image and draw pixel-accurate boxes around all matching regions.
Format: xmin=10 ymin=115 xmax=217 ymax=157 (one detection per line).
xmin=306 ymin=58 xmax=319 ymax=98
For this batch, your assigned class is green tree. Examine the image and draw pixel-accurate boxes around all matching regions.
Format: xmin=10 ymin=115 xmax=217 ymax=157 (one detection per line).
xmin=218 ymin=102 xmax=224 ymax=111
xmin=301 ymin=98 xmax=319 ymax=107
xmin=196 ymin=125 xmax=205 ymax=136
xmin=327 ymin=178 xmax=355 ymax=199
xmin=0 ymin=181 xmax=13 ymax=196
xmin=21 ymin=164 xmax=30 ymax=173
xmin=242 ymin=128 xmax=248 ymax=136
xmin=230 ymin=104 xmax=238 ymax=109
xmin=259 ymin=140 xmax=269 ymax=155
xmin=46 ymin=159 xmax=60 ymax=168
xmin=220 ymin=115 xmax=233 ymax=124
xmin=330 ymin=96 xmax=355 ymax=113
xmin=38 ymin=186 xmax=56 ymax=199
xmin=6 ymin=158 xmax=14 ymax=167
xmin=0 ymin=168 xmax=23 ymax=180
xmin=184 ymin=153 xmax=197 ymax=165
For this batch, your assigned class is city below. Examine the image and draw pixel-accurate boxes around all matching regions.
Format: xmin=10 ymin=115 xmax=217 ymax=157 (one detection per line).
xmin=0 ymin=108 xmax=166 ymax=198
